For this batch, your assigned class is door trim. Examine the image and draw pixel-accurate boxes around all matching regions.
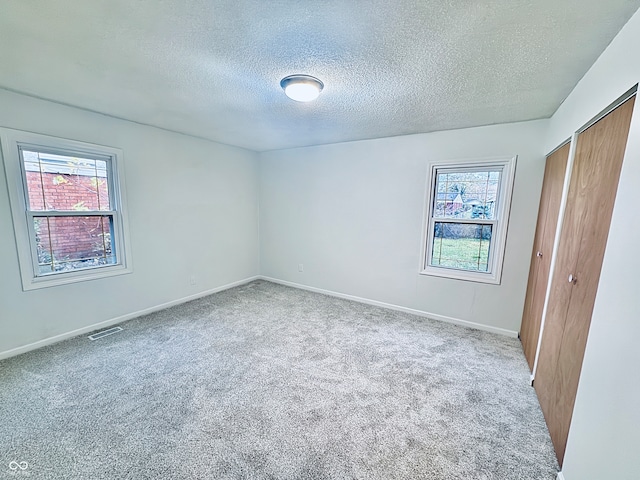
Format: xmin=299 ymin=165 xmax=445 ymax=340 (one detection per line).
xmin=577 ymin=85 xmax=637 ymax=135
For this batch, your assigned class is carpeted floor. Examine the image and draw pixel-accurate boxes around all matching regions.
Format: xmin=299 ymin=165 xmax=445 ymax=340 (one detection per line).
xmin=0 ymin=280 xmax=558 ymax=479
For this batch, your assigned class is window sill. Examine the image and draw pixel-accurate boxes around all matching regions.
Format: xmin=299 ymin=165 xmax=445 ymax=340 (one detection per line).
xmin=22 ymin=264 xmax=133 ymax=291
xmin=419 ymin=267 xmax=501 ymax=285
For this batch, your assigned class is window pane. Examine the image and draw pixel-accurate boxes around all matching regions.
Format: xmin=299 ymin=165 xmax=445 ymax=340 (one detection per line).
xmin=34 ymin=215 xmax=116 ymax=274
xmin=430 ymin=222 xmax=492 ymax=272
xmin=22 ymin=150 xmax=111 ymax=211
xmin=434 ymin=169 xmax=501 ymax=220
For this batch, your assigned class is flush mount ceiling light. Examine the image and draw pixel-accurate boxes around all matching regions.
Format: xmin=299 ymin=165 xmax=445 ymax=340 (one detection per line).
xmin=280 ymin=74 xmax=324 ymax=102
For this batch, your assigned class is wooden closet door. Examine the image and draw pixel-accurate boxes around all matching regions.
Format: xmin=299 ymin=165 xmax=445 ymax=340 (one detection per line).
xmin=520 ymin=143 xmax=570 ymax=371
xmin=535 ymin=96 xmax=635 ymax=466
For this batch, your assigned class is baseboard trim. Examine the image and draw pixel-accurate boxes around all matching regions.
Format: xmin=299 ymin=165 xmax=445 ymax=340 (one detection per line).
xmin=0 ymin=275 xmax=261 ymax=361
xmin=557 ymin=472 xmax=566 ymax=480
xmin=259 ymin=276 xmax=519 ymax=338
xmin=1 ymin=274 xmax=518 ymax=361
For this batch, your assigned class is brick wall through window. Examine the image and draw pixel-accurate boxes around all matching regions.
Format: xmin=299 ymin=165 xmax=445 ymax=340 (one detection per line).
xmin=26 ymin=171 xmax=111 ymax=261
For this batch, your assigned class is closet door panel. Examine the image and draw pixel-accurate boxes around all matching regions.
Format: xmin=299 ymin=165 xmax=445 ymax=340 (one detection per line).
xmin=552 ymin=96 xmax=635 ymax=464
xmin=535 ymin=96 xmax=635 ymax=466
xmin=534 ymin=225 xmax=575 ymax=438
xmin=520 ymin=143 xmax=570 ymax=370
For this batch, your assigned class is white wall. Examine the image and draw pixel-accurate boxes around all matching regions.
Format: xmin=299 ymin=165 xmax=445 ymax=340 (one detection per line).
xmin=545 ymin=9 xmax=640 ymax=480
xmin=6 ymin=7 xmax=640 ymax=470
xmin=0 ymin=89 xmax=260 ymax=356
xmin=259 ymin=120 xmax=548 ymax=335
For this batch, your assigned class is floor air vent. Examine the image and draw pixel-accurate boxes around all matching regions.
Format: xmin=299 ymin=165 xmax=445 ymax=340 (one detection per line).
xmin=88 ymin=326 xmax=123 ymax=341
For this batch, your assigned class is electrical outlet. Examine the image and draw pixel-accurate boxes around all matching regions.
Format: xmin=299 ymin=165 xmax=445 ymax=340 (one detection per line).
xmin=189 ymin=274 xmax=197 ymax=285
xmin=298 ymin=264 xmax=304 ymax=272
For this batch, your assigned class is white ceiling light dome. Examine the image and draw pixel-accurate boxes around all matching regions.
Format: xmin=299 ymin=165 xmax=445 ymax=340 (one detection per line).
xmin=280 ymin=74 xmax=324 ymax=102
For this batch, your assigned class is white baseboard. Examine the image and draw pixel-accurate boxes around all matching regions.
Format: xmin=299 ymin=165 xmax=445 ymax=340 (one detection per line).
xmin=1 ymin=274 xmax=518 ymax=361
xmin=259 ymin=276 xmax=519 ymax=338
xmin=0 ymin=275 xmax=260 ymax=361
xmin=557 ymin=472 xmax=565 ymax=480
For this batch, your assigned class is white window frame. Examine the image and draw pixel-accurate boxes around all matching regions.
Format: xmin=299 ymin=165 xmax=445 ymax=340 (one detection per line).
xmin=0 ymin=128 xmax=132 ymax=290
xmin=420 ymin=156 xmax=516 ymax=284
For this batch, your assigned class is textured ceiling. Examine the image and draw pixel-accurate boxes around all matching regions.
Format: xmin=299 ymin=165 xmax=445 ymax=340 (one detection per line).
xmin=1 ymin=1 xmax=639 ymax=152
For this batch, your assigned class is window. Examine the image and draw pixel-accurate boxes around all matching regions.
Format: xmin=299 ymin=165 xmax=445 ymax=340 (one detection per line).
xmin=421 ymin=156 xmax=516 ymax=284
xmin=1 ymin=129 xmax=132 ymax=290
